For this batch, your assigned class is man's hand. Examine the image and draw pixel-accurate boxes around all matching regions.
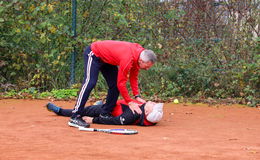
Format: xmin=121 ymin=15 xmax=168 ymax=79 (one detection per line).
xmin=135 ymin=97 xmax=146 ymax=103
xmin=128 ymin=101 xmax=142 ymax=114
xmin=83 ymin=116 xmax=93 ymax=123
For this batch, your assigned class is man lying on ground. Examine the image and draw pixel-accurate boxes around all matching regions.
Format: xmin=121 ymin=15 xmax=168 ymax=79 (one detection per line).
xmin=46 ymin=100 xmax=164 ymax=126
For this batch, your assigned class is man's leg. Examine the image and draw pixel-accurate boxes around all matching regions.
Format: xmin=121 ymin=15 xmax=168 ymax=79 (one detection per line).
xmin=100 ymin=64 xmax=119 ymax=117
xmin=69 ymin=47 xmax=101 ymax=128
xmin=47 ymin=103 xmax=103 ymax=117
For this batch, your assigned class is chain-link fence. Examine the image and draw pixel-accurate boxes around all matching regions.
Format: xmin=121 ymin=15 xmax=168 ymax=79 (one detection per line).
xmin=1 ymin=0 xmax=259 ymax=104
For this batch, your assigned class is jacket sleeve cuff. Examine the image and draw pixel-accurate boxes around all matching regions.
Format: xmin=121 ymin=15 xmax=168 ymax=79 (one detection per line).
xmin=125 ymin=98 xmax=135 ymax=104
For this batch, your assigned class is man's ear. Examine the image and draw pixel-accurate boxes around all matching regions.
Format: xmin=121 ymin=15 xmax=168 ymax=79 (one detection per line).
xmin=145 ymin=109 xmax=149 ymax=115
xmin=144 ymin=106 xmax=150 ymax=115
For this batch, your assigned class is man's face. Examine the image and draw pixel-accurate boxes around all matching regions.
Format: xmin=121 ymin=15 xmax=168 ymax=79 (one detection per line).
xmin=144 ymin=101 xmax=156 ymax=116
xmin=138 ymin=60 xmax=154 ymax=70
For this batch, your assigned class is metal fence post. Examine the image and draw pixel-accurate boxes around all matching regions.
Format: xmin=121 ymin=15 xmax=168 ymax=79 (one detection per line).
xmin=70 ymin=0 xmax=77 ymax=86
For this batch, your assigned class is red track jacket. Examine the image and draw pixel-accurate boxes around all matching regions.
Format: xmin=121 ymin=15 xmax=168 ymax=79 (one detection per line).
xmin=91 ymin=40 xmax=145 ymax=103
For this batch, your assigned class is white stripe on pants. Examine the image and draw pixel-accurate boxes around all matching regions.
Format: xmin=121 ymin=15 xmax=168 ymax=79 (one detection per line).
xmin=73 ymin=51 xmax=94 ymax=113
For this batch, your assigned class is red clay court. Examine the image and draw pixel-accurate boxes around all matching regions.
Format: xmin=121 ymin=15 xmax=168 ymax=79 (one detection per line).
xmin=0 ymin=99 xmax=259 ymax=160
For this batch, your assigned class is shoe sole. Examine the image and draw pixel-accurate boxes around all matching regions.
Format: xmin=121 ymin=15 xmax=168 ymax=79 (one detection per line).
xmin=68 ymin=122 xmax=90 ymax=128
xmin=68 ymin=121 xmax=80 ymax=128
xmin=45 ymin=103 xmax=52 ymax=112
xmin=46 ymin=107 xmax=53 ymax=112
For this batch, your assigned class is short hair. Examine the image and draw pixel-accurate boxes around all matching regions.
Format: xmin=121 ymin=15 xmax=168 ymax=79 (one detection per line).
xmin=140 ymin=50 xmax=157 ymax=63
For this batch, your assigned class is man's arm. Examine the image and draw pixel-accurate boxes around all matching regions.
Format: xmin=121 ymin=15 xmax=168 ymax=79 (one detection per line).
xmin=117 ymin=60 xmax=142 ymax=114
xmin=129 ymin=68 xmax=146 ymax=103
xmin=129 ymin=67 xmax=139 ymax=97
xmin=117 ymin=60 xmax=134 ymax=103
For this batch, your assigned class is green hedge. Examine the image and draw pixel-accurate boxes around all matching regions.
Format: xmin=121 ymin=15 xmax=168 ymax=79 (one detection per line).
xmin=1 ymin=0 xmax=259 ymax=105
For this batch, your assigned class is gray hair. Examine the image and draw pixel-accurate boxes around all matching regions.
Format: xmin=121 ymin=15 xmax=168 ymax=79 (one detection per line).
xmin=140 ymin=50 xmax=157 ymax=63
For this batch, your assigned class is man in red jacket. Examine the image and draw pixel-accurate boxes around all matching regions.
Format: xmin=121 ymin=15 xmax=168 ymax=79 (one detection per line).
xmin=69 ymin=40 xmax=157 ymax=128
xmin=47 ymin=100 xmax=164 ymax=126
